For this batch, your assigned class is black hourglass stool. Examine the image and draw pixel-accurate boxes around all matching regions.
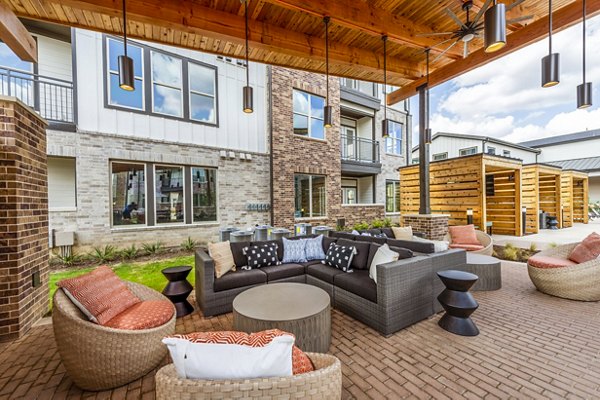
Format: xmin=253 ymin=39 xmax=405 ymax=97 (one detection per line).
xmin=162 ymin=266 xmax=194 ymax=317
xmin=437 ymin=270 xmax=479 ymax=336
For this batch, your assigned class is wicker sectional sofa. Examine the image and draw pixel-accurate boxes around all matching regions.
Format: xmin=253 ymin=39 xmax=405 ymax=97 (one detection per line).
xmin=195 ymin=234 xmax=467 ymax=336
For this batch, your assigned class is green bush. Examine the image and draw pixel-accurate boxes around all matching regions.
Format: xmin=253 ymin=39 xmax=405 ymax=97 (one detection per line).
xmin=181 ymin=237 xmax=197 ymax=252
xmin=120 ymin=244 xmax=139 ymax=260
xmin=382 ymin=218 xmax=393 ymax=228
xmin=142 ymin=242 xmax=163 ymax=255
xmin=352 ymin=221 xmax=370 ymax=231
xmin=89 ymin=245 xmax=117 ymax=264
xmin=503 ymin=246 xmax=518 ymax=261
xmin=371 ymin=219 xmax=384 ymax=228
xmin=55 ymin=252 xmax=85 ymax=267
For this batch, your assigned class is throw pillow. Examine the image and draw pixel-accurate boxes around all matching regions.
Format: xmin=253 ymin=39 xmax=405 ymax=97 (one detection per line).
xmin=57 ymin=266 xmax=141 ymax=325
xmin=241 ymin=243 xmax=281 ymax=270
xmin=282 ymin=237 xmax=307 ymax=263
xmin=305 ymin=235 xmax=326 ymax=261
xmin=369 ymin=244 xmax=400 ymax=284
xmin=208 ymin=241 xmax=236 ymax=279
xmin=448 ymin=225 xmax=481 ymax=246
xmin=392 ymin=226 xmax=413 ymax=240
xmin=569 ymin=232 xmax=600 ymax=263
xmin=103 ymin=300 xmax=174 ymax=330
xmin=322 ymin=243 xmax=357 ymax=272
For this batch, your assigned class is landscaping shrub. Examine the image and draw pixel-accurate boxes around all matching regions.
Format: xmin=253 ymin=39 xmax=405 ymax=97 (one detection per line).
xmin=120 ymin=244 xmax=139 ymax=260
xmin=181 ymin=237 xmax=197 ymax=252
xmin=352 ymin=221 xmax=370 ymax=231
xmin=142 ymin=242 xmax=164 ymax=255
xmin=89 ymin=245 xmax=117 ymax=264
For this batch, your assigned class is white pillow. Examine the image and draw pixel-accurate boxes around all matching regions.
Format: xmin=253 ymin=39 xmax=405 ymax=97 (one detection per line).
xmin=369 ymin=244 xmax=400 ymax=284
xmin=162 ymin=335 xmax=294 ymax=380
xmin=412 ymin=236 xmax=450 ymax=252
xmin=392 ymin=226 xmax=413 ymax=240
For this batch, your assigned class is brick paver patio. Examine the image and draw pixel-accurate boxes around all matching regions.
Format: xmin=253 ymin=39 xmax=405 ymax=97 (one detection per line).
xmin=1 ymin=262 xmax=599 ymax=399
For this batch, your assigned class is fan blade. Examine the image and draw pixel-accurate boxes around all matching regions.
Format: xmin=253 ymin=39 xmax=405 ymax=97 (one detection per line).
xmin=463 ymin=41 xmax=468 ymax=58
xmin=432 ymin=39 xmax=460 ymax=63
xmin=416 ymin=32 xmax=456 ymax=37
xmin=506 ymin=15 xmax=534 ymax=24
xmin=506 ymin=0 xmax=526 ymax=12
xmin=473 ymin=0 xmax=494 ymax=25
xmin=432 ymin=37 xmax=458 ymax=49
xmin=445 ymin=8 xmax=467 ymax=29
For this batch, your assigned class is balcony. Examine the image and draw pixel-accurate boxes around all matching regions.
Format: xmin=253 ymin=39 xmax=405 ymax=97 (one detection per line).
xmin=341 ymin=134 xmax=381 ymax=176
xmin=0 ymin=67 xmax=74 ymax=128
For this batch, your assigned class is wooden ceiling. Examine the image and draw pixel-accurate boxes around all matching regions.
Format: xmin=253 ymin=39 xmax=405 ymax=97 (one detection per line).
xmin=4 ymin=0 xmax=599 ymax=104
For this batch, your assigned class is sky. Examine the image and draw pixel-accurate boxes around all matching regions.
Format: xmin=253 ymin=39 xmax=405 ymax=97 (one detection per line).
xmin=409 ymin=15 xmax=600 ymax=146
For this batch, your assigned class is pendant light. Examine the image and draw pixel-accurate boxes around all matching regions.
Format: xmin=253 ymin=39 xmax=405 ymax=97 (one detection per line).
xmin=382 ymin=35 xmax=389 ymax=138
xmin=577 ymin=0 xmax=592 ymax=109
xmin=242 ymin=0 xmax=253 ymax=113
xmin=118 ymin=0 xmax=135 ymax=91
xmin=323 ymin=16 xmax=333 ymax=128
xmin=484 ymin=1 xmax=507 ymax=53
xmin=542 ymin=0 xmax=560 ymax=87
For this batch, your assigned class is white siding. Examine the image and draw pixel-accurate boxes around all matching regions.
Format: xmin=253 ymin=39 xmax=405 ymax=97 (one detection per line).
xmin=537 ymin=139 xmax=600 ymax=162
xmin=48 ymin=157 xmax=76 ymax=210
xmin=356 ymin=116 xmax=372 ymax=139
xmin=36 ymin=35 xmax=72 ymax=81
xmin=589 ymin=176 xmax=600 ymax=203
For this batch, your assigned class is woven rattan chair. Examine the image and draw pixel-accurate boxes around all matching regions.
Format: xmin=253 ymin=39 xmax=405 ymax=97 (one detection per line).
xmin=527 ymin=243 xmax=600 ymax=301
xmin=155 ymin=352 xmax=342 ymax=400
xmin=443 ymin=230 xmax=493 ymax=256
xmin=53 ymin=282 xmax=176 ymax=391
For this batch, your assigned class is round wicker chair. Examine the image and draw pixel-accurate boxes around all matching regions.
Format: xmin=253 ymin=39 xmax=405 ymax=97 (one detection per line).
xmin=155 ymin=352 xmax=342 ymax=400
xmin=443 ymin=230 xmax=493 ymax=256
xmin=52 ymin=282 xmax=177 ymax=391
xmin=527 ymin=243 xmax=600 ymax=301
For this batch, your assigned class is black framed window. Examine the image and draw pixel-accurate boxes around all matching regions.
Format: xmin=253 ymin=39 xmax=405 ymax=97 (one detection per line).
xmin=293 ymin=90 xmax=325 ymax=139
xmin=111 ymin=162 xmax=146 ymax=226
xmin=106 ymin=38 xmax=144 ymax=110
xmin=192 ymin=167 xmax=217 ymax=222
xmin=151 ymin=52 xmax=183 ymax=117
xmin=155 ymin=165 xmax=185 ymax=224
xmin=385 ymin=120 xmax=403 ymax=155
xmin=294 ymin=174 xmax=326 ymax=218
xmin=189 ymin=63 xmax=217 ymax=124
xmin=386 ymin=180 xmax=401 ymax=213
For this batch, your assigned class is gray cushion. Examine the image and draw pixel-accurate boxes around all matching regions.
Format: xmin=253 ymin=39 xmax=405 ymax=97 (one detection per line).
xmin=355 ymin=235 xmax=386 ymax=245
xmin=388 ymin=246 xmax=414 ymax=260
xmin=387 ymin=239 xmax=434 ymax=254
xmin=367 ymin=243 xmax=382 ymax=269
xmin=337 ymin=238 xmax=370 ymax=270
xmin=381 ymin=228 xmax=394 ymax=238
xmin=213 ymin=269 xmax=266 ymax=292
xmin=306 ymin=263 xmax=345 ymax=284
xmin=230 ymin=241 xmax=251 ymax=268
xmin=330 ymin=232 xmax=356 ymax=240
xmin=334 ymin=270 xmax=377 ymax=303
xmin=301 ymin=260 xmax=324 ymax=268
xmin=261 ymin=263 xmax=305 ymax=282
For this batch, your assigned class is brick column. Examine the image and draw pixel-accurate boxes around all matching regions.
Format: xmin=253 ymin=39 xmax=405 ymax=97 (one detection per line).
xmin=402 ymin=214 xmax=449 ymax=241
xmin=0 ymin=97 xmax=49 ymax=342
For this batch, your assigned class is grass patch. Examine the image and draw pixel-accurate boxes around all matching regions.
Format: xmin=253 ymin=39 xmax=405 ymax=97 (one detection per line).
xmin=48 ymin=255 xmax=195 ymax=312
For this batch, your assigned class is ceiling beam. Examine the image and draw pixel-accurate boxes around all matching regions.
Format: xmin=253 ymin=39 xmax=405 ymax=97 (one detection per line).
xmin=0 ymin=2 xmax=37 ymax=62
xmin=387 ymin=0 xmax=600 ymax=105
xmin=262 ymin=0 xmax=463 ymax=59
xmin=19 ymin=0 xmax=422 ymax=81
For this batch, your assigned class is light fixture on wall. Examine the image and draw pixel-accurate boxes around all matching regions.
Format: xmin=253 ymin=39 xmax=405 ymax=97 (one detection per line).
xmin=542 ymin=0 xmax=560 ymax=87
xmin=382 ymin=35 xmax=390 ymax=138
xmin=484 ymin=0 xmax=506 ymax=53
xmin=242 ymin=0 xmax=254 ymax=113
xmin=577 ymin=0 xmax=592 ymax=109
xmin=118 ymin=0 xmax=135 ymax=91
xmin=323 ymin=16 xmax=333 ymax=128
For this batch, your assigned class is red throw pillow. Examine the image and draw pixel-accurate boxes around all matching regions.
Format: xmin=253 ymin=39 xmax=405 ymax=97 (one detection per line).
xmin=104 ymin=300 xmax=174 ymax=330
xmin=448 ymin=225 xmax=481 ymax=246
xmin=172 ymin=329 xmax=314 ymax=375
xmin=569 ymin=232 xmax=600 ymax=263
xmin=57 ymin=266 xmax=141 ymax=325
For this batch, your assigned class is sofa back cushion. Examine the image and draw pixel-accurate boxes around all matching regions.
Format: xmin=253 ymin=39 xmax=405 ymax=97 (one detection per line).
xmin=323 ymin=237 xmax=337 ymax=254
xmin=355 ymin=235 xmax=387 ymax=245
xmin=330 ymin=231 xmax=356 ymax=240
xmin=387 ymin=239 xmax=435 ymax=254
xmin=381 ymin=228 xmax=394 ymax=238
xmin=569 ymin=232 xmax=600 ymax=263
xmin=208 ymin=241 xmax=236 ymax=279
xmin=337 ymin=238 xmax=370 ymax=270
xmin=230 ymin=241 xmax=251 ymax=268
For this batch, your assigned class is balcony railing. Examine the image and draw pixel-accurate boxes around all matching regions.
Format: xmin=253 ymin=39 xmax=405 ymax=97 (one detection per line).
xmin=341 ymin=134 xmax=380 ymax=163
xmin=0 ymin=67 xmax=74 ymax=124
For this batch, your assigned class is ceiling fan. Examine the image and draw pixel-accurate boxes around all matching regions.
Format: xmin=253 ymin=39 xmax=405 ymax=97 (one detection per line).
xmin=419 ymin=0 xmax=533 ymax=62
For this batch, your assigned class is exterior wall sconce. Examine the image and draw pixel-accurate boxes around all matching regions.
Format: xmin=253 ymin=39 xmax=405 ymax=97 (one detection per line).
xmin=466 ymin=208 xmax=474 ymax=225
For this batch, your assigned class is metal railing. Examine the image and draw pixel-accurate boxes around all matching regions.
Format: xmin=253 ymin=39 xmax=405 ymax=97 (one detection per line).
xmin=0 ymin=67 xmax=74 ymax=124
xmin=341 ymin=134 xmax=380 ymax=163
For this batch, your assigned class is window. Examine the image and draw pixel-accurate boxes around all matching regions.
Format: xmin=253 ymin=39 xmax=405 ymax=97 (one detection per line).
xmin=432 ymin=152 xmax=448 ymax=161
xmin=385 ymin=120 xmax=403 ymax=155
xmin=487 ymin=146 xmax=496 ymax=155
xmin=341 ymin=179 xmax=358 ymax=205
xmin=48 ymin=157 xmax=76 ymax=210
xmin=386 ymin=181 xmax=401 ymax=213
xmin=151 ymin=52 xmax=183 ymax=117
xmin=107 ymin=38 xmax=144 ymax=110
xmin=294 ymin=175 xmax=326 ymax=218
xmin=111 ymin=162 xmax=146 ymax=226
xmin=189 ymin=63 xmax=217 ymax=123
xmin=503 ymin=150 xmax=511 ymax=157
xmin=459 ymin=146 xmax=478 ymax=156
xmin=412 ymin=158 xmax=419 ymax=164
xmin=293 ymin=90 xmax=325 ymax=140
xmin=192 ymin=167 xmax=217 ymax=222
xmin=155 ymin=165 xmax=184 ymax=224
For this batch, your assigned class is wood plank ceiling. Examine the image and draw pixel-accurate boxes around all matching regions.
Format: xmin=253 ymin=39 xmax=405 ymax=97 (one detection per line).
xmin=5 ymin=0 xmax=597 ymax=103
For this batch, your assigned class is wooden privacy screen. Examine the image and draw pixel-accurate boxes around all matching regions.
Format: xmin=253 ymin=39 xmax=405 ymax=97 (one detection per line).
xmin=522 ymin=165 xmax=562 ymax=234
xmin=561 ymin=171 xmax=589 ymax=227
xmin=485 ymin=170 xmax=520 ymax=236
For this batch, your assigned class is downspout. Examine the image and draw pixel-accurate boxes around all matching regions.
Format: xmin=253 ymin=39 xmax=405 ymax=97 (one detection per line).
xmin=268 ymin=67 xmax=274 ymax=226
xmin=482 ymin=138 xmax=488 ymax=154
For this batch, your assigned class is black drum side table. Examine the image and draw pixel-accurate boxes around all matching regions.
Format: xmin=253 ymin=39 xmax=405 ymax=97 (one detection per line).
xmin=437 ymin=270 xmax=479 ymax=336
xmin=162 ymin=266 xmax=194 ymax=317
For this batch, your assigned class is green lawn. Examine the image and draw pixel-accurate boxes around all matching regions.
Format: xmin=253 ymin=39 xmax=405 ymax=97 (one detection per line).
xmin=48 ymin=255 xmax=195 ymax=311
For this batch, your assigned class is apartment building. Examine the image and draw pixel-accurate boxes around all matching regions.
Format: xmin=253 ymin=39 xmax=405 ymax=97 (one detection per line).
xmin=3 ymin=21 xmax=411 ymax=250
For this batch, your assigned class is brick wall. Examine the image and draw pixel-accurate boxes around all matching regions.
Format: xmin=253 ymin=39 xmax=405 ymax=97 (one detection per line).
xmin=0 ymin=97 xmax=49 ymax=342
xmin=402 ymin=214 xmax=449 ymax=241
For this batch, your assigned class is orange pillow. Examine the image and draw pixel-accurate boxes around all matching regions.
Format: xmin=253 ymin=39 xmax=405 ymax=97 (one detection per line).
xmin=448 ymin=225 xmax=481 ymax=246
xmin=172 ymin=329 xmax=314 ymax=375
xmin=57 ymin=266 xmax=141 ymax=325
xmin=104 ymin=300 xmax=174 ymax=330
xmin=569 ymin=232 xmax=600 ymax=263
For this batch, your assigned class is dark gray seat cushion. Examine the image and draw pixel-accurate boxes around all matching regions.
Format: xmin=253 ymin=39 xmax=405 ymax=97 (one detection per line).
xmin=334 ymin=270 xmax=377 ymax=303
xmin=336 ymin=238 xmax=370 ymax=270
xmin=230 ymin=241 xmax=251 ymax=268
xmin=330 ymin=231 xmax=356 ymax=240
xmin=213 ymin=269 xmax=266 ymax=292
xmin=301 ymin=260 xmax=324 ymax=268
xmin=306 ymin=263 xmax=346 ymax=284
xmin=387 ymin=239 xmax=435 ymax=254
xmin=260 ymin=263 xmax=305 ymax=282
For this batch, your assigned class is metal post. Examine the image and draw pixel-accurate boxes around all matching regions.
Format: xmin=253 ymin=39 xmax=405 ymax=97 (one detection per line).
xmin=522 ymin=206 xmax=527 ymax=235
xmin=418 ymin=84 xmax=430 ymax=214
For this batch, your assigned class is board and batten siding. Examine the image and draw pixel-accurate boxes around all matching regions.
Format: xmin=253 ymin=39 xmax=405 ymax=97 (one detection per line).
xmin=47 ymin=156 xmax=77 ymax=210
xmin=35 ymin=35 xmax=73 ymax=81
xmin=73 ymin=30 xmax=268 ymax=154
xmin=536 ymin=139 xmax=600 ymax=162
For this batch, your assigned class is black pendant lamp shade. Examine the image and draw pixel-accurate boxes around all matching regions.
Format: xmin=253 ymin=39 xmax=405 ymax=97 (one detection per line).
xmin=119 ymin=0 xmax=134 ymax=91
xmin=323 ymin=16 xmax=333 ymax=128
xmin=577 ymin=0 xmax=592 ymax=109
xmin=542 ymin=0 xmax=560 ymax=87
xmin=242 ymin=0 xmax=254 ymax=113
xmin=484 ymin=1 xmax=506 ymax=53
xmin=381 ymin=35 xmax=390 ymax=138
xmin=243 ymin=85 xmax=254 ymax=113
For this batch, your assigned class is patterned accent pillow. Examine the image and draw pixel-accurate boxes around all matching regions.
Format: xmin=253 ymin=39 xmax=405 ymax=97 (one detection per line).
xmin=305 ymin=235 xmax=326 ymax=261
xmin=241 ymin=242 xmax=281 ymax=270
xmin=322 ymin=243 xmax=357 ymax=272
xmin=104 ymin=300 xmax=174 ymax=330
xmin=170 ymin=329 xmax=314 ymax=375
xmin=282 ymin=237 xmax=307 ymax=263
xmin=57 ymin=266 xmax=141 ymax=325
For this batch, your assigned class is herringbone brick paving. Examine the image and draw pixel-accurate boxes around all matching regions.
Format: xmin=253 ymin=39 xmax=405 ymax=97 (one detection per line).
xmin=1 ymin=262 xmax=599 ymax=399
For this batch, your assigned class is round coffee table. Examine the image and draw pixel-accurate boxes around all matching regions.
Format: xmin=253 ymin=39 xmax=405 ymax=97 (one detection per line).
xmin=232 ymin=283 xmax=331 ymax=353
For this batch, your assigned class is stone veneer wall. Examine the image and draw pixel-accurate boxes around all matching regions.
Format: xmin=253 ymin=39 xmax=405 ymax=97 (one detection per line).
xmin=402 ymin=214 xmax=449 ymax=241
xmin=46 ymin=130 xmax=270 ymax=249
xmin=0 ymin=97 xmax=49 ymax=342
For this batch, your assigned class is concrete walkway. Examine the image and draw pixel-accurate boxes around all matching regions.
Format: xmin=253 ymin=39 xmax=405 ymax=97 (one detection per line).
xmin=493 ymin=220 xmax=600 ymax=249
